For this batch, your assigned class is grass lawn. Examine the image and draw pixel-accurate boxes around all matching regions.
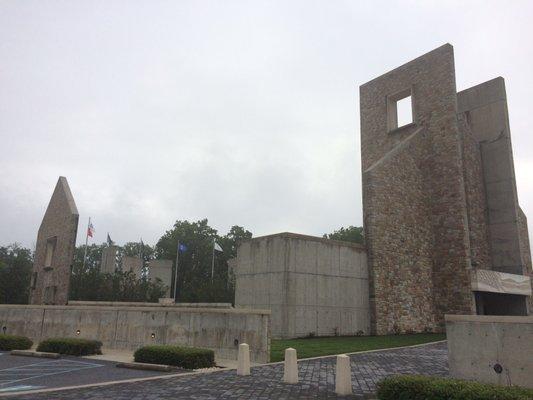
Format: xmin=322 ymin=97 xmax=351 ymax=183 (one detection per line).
xmin=270 ymin=333 xmax=446 ymax=362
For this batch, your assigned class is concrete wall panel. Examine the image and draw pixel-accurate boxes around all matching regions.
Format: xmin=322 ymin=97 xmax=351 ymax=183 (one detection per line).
xmin=234 ymin=233 xmax=369 ymax=338
xmin=0 ymin=305 xmax=270 ymax=363
xmin=446 ymin=314 xmax=532 ymax=388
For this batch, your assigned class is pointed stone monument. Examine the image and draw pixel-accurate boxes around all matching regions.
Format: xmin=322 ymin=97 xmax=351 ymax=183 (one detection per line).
xmin=29 ymin=177 xmax=79 ymax=305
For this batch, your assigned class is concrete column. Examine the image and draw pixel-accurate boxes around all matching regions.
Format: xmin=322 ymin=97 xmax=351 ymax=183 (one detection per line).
xmin=335 ymin=354 xmax=352 ymax=396
xmin=237 ymin=343 xmax=250 ymax=376
xmin=283 ymin=347 xmax=298 ymax=384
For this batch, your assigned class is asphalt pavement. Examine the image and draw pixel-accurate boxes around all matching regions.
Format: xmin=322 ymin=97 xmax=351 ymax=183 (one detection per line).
xmin=0 ymin=352 xmax=183 ymax=395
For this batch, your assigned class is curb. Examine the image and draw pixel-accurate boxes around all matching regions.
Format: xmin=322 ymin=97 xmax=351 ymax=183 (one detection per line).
xmin=0 ymin=365 xmax=231 ymax=397
xmin=10 ymin=350 xmax=61 ymax=359
xmin=267 ymin=339 xmax=448 ymax=365
xmin=116 ymin=361 xmax=178 ymax=372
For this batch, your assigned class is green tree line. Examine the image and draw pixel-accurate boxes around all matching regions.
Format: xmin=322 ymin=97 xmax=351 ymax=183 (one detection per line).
xmin=0 ymin=222 xmax=363 ymax=304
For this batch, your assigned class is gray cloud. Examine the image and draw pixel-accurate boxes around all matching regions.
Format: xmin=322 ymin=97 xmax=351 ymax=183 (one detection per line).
xmin=1 ymin=0 xmax=532 ymax=247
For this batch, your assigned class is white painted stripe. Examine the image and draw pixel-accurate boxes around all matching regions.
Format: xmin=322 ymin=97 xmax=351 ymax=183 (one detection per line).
xmin=0 ymin=385 xmax=44 ymax=393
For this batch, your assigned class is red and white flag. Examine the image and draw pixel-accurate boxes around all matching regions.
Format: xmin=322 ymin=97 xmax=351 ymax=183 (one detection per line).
xmin=87 ymin=221 xmax=95 ymax=238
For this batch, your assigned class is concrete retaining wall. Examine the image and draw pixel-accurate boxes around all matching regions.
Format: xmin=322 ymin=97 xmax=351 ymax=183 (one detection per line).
xmin=446 ymin=314 xmax=533 ymax=388
xmin=234 ymin=232 xmax=370 ymax=339
xmin=0 ymin=304 xmax=271 ymax=363
xmin=68 ymin=301 xmax=233 ymax=309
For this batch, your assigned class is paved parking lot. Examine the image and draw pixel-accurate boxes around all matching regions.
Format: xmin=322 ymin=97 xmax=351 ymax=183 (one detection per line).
xmin=5 ymin=342 xmax=449 ymax=399
xmin=0 ymin=353 xmax=181 ymax=395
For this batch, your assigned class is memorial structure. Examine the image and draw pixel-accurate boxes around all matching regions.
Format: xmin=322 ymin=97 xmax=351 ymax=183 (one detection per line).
xmin=234 ymin=233 xmax=369 ymax=338
xmin=360 ymin=43 xmax=531 ymax=334
xmin=123 ymin=256 xmax=143 ymax=278
xmin=445 ymin=314 xmax=533 ymax=389
xmin=100 ymin=245 xmax=118 ymax=274
xmin=234 ymin=44 xmax=532 ymax=338
xmin=149 ymin=259 xmax=173 ymax=297
xmin=29 ymin=177 xmax=79 ymax=305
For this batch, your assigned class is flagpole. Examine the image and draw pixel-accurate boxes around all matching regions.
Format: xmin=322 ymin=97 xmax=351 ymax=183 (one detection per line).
xmin=211 ymin=238 xmax=215 ymax=282
xmin=174 ymin=240 xmax=179 ymax=301
xmin=82 ymin=217 xmax=90 ymax=269
xmin=139 ymin=238 xmax=144 ymax=278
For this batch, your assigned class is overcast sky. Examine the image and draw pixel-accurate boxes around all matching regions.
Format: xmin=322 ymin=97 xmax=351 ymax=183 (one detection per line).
xmin=1 ymin=0 xmax=532 ymax=248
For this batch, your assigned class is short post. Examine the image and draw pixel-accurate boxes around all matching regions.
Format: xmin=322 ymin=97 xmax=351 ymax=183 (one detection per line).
xmin=283 ymin=347 xmax=298 ymax=384
xmin=237 ymin=343 xmax=250 ymax=376
xmin=335 ymin=354 xmax=352 ymax=396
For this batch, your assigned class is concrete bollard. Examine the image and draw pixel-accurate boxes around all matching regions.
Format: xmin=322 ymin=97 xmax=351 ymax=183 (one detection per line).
xmin=335 ymin=354 xmax=352 ymax=396
xmin=237 ymin=343 xmax=250 ymax=376
xmin=283 ymin=347 xmax=298 ymax=384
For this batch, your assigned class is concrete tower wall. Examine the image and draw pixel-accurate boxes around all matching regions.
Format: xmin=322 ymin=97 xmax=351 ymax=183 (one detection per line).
xmin=234 ymin=233 xmax=369 ymax=339
xmin=361 ymin=44 xmax=474 ymax=334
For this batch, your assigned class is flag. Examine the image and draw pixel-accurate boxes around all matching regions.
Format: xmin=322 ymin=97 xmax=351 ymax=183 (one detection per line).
xmin=214 ymin=241 xmax=223 ymax=252
xmin=178 ymin=243 xmax=187 ymax=253
xmin=107 ymin=233 xmax=114 ymax=246
xmin=87 ymin=221 xmax=95 ymax=238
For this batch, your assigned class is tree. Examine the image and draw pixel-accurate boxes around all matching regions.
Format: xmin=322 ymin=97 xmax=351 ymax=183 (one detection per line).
xmin=0 ymin=244 xmax=33 ymax=304
xmin=70 ymin=241 xmax=162 ymax=302
xmin=73 ymin=243 xmax=107 ymax=271
xmin=69 ymin=268 xmax=166 ymax=302
xmin=218 ymin=225 xmax=253 ymax=259
xmin=120 ymin=241 xmax=154 ymax=265
xmin=155 ymin=219 xmax=252 ymax=303
xmin=323 ymin=226 xmax=364 ymax=244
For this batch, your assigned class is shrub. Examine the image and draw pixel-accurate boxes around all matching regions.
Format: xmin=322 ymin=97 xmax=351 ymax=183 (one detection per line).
xmin=36 ymin=338 xmax=102 ymax=356
xmin=0 ymin=334 xmax=33 ymax=351
xmin=134 ymin=345 xmax=215 ymax=369
xmin=377 ymin=375 xmax=533 ymax=400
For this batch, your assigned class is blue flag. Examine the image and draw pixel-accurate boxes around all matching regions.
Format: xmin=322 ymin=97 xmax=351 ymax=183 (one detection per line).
xmin=178 ymin=243 xmax=187 ymax=253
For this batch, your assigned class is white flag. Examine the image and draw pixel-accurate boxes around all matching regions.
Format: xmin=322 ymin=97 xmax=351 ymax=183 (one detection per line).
xmin=214 ymin=241 xmax=223 ymax=252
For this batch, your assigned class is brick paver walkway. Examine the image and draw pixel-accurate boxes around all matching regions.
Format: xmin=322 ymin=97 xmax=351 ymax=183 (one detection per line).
xmin=11 ymin=342 xmax=448 ymax=399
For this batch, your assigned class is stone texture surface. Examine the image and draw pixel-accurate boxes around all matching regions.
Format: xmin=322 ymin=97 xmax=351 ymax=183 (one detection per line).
xmin=29 ymin=177 xmax=79 ymax=305
xmin=360 ymin=44 xmax=532 ymax=334
xmin=234 ymin=232 xmax=369 ymax=339
xmin=12 ymin=342 xmax=448 ymax=400
xmin=471 ymin=269 xmax=531 ymax=296
xmin=0 ymin=304 xmax=271 ymax=363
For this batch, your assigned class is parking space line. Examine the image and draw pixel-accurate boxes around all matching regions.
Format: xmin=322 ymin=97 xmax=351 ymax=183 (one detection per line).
xmin=0 ymin=359 xmax=103 ymax=388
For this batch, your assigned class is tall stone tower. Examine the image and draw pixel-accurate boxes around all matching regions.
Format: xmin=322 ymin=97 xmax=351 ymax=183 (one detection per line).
xmin=29 ymin=177 xmax=79 ymax=305
xmin=360 ymin=44 xmax=532 ymax=335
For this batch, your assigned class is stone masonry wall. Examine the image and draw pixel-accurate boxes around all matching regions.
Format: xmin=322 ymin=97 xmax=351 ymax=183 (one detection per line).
xmin=363 ymin=128 xmax=436 ymax=334
xmin=361 ymin=44 xmax=475 ymax=334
